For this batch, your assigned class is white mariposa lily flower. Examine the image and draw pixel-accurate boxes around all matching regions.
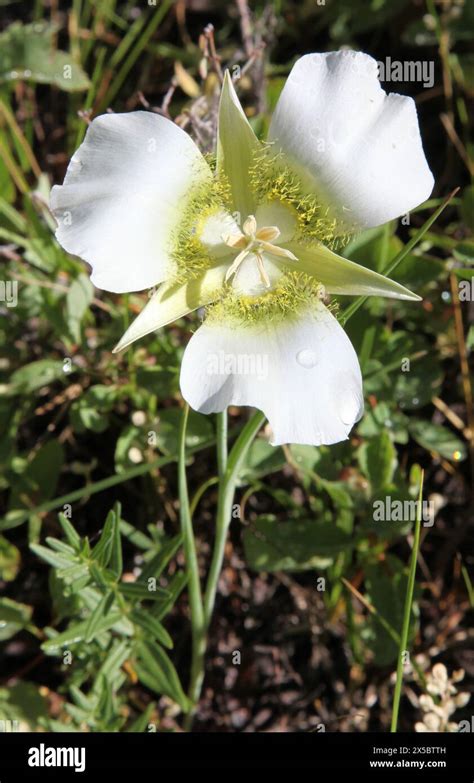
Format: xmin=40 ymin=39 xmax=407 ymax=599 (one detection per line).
xmin=50 ymin=51 xmax=434 ymax=446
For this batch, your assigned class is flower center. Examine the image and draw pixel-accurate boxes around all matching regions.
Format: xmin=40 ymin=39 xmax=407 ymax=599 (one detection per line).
xmin=222 ymin=214 xmax=298 ymax=289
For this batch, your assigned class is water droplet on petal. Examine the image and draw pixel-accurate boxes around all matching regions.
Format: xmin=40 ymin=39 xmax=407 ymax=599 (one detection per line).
xmin=339 ymin=393 xmax=361 ymax=425
xmin=296 ymin=349 xmax=318 ymax=369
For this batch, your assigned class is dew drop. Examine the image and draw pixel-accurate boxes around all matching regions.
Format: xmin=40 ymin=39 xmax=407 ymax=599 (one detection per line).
xmin=339 ymin=392 xmax=361 ymax=425
xmin=296 ymin=349 xmax=318 ymax=369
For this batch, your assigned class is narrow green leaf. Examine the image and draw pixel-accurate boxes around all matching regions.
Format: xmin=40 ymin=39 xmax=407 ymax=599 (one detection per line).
xmin=84 ymin=591 xmax=115 ymax=643
xmin=109 ymin=503 xmax=123 ymax=578
xmin=58 ymin=513 xmax=81 ymax=549
xmin=140 ymin=535 xmax=183 ymax=583
xmin=127 ymin=702 xmax=156 ymax=733
xmin=118 ymin=581 xmax=169 ymax=601
xmin=96 ymin=0 xmax=174 ymax=111
xmin=119 ymin=520 xmax=153 ymax=550
xmin=30 ymin=543 xmax=73 ymax=570
xmin=42 ymin=613 xmax=122 ymax=652
xmin=97 ymin=674 xmax=115 ymax=724
xmin=135 ymin=640 xmax=190 ymax=713
xmin=391 ymin=471 xmax=424 ymax=732
xmin=95 ymin=639 xmax=130 ymax=685
xmin=45 ymin=537 xmax=75 ymax=556
xmin=91 ymin=509 xmax=116 ymax=566
xmin=89 ymin=561 xmax=113 ymax=589
xmin=0 ymin=597 xmax=33 ymax=640
xmin=131 ymin=609 xmax=173 ymax=649
xmin=153 ymin=572 xmax=188 ymax=621
xmin=70 ymin=686 xmax=94 ymax=711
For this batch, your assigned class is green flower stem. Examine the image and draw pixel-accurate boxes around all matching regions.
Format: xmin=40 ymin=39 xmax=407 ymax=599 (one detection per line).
xmin=390 ymin=470 xmax=424 ymax=733
xmin=189 ymin=476 xmax=218 ymax=518
xmin=178 ymin=404 xmax=206 ymax=726
xmin=203 ymin=410 xmax=266 ymax=625
xmin=216 ymin=410 xmax=228 ymax=478
xmin=182 ymin=409 xmax=265 ymax=728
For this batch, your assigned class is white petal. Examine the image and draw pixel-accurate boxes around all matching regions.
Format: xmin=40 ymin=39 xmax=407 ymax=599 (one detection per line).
xmin=232 ymin=252 xmax=283 ymax=296
xmin=199 ymin=209 xmax=241 ymax=259
xmin=268 ymin=52 xmax=434 ymax=230
xmin=51 ymin=112 xmax=210 ymax=293
xmin=180 ymin=302 xmax=363 ymax=446
xmin=113 ymin=263 xmax=228 ymax=352
xmin=255 ymin=201 xmax=297 ymax=243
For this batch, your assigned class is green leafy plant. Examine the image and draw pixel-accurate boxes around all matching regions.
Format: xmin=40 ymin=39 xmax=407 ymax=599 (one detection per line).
xmin=30 ymin=504 xmax=189 ymax=730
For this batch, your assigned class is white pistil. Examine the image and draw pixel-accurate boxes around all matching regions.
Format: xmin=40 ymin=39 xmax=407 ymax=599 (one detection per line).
xmin=222 ymin=214 xmax=298 ymax=288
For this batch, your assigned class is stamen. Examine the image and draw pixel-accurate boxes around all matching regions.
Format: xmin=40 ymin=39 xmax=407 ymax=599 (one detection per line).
xmin=222 ymin=232 xmax=247 ymax=248
xmin=260 ymin=242 xmax=298 ymax=260
xmin=225 ymin=248 xmax=250 ymax=282
xmin=223 ymin=215 xmax=299 ymax=288
xmin=242 ymin=215 xmax=257 ymax=237
xmin=256 ymin=252 xmax=271 ymax=288
xmin=256 ymin=226 xmax=280 ymax=242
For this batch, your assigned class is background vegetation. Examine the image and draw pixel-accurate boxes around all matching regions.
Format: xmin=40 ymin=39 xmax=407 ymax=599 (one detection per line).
xmin=0 ymin=0 xmax=472 ymax=732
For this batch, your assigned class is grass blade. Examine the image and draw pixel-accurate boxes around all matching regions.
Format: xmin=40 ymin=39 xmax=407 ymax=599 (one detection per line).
xmin=390 ymin=470 xmax=424 ymax=732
